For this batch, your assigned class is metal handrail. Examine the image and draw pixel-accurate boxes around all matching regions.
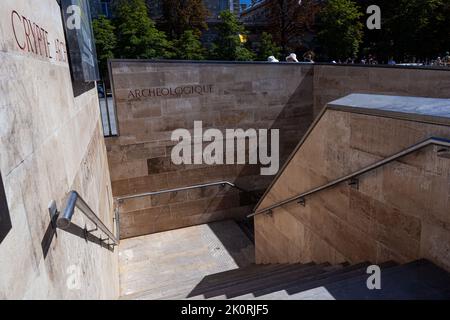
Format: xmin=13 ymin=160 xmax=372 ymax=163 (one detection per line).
xmin=115 ymin=181 xmax=247 ymax=202
xmin=114 ymin=181 xmax=253 ymax=240
xmin=57 ymin=191 xmax=119 ymax=246
xmin=248 ymin=137 xmax=450 ymax=217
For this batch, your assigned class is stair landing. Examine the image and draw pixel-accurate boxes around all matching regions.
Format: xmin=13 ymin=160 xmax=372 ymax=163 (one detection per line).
xmin=119 ymin=220 xmax=254 ymax=299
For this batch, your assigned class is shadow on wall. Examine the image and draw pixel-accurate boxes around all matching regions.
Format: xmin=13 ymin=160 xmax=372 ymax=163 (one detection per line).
xmin=214 ymin=67 xmax=315 ymax=220
xmin=41 ymin=212 xmax=114 ymax=259
xmin=0 ymin=172 xmax=12 ymax=244
xmin=234 ymin=67 xmax=314 ymax=186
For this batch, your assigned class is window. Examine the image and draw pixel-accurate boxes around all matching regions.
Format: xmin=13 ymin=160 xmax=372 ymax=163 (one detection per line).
xmin=60 ymin=0 xmax=100 ymax=97
xmin=0 ymin=172 xmax=12 ymax=244
xmin=97 ymin=80 xmax=118 ymax=137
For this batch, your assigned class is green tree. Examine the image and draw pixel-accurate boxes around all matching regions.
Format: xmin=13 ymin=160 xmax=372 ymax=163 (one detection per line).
xmin=114 ymin=0 xmax=173 ymax=59
xmin=257 ymin=32 xmax=282 ymax=61
xmin=354 ymin=0 xmax=450 ymax=62
xmin=162 ymin=0 xmax=209 ymax=39
xmin=317 ymin=0 xmax=363 ymax=60
xmin=265 ymin=0 xmax=323 ymax=53
xmin=366 ymin=0 xmax=449 ymax=61
xmin=210 ymin=10 xmax=255 ymax=61
xmin=92 ymin=15 xmax=117 ymax=79
xmin=173 ymin=30 xmax=206 ymax=60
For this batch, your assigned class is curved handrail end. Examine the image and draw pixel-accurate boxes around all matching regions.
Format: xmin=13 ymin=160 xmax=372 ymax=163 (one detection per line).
xmin=56 ymin=191 xmax=79 ymax=229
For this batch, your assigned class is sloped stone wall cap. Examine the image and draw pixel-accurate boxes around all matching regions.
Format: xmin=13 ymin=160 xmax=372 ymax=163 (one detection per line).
xmin=327 ymin=94 xmax=450 ymax=125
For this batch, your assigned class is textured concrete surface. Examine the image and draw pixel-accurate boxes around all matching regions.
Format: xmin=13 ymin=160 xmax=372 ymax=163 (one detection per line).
xmin=119 ymin=220 xmax=255 ymax=299
xmin=255 ymin=94 xmax=450 ymax=272
xmin=0 ymin=0 xmax=118 ymax=299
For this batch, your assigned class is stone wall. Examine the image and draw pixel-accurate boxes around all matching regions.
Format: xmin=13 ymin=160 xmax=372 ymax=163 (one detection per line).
xmin=254 ymin=97 xmax=450 ymax=272
xmin=107 ymin=61 xmax=314 ymax=238
xmin=0 ymin=0 xmax=118 ymax=299
xmin=313 ymin=65 xmax=450 ymax=116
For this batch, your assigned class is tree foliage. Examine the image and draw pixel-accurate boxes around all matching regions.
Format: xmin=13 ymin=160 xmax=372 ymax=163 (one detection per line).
xmin=92 ymin=15 xmax=116 ymax=79
xmin=210 ymin=10 xmax=255 ymax=61
xmin=162 ymin=0 xmax=209 ymax=39
xmin=173 ymin=30 xmax=206 ymax=60
xmin=257 ymin=32 xmax=281 ymax=61
xmin=114 ymin=0 xmax=173 ymax=59
xmin=317 ymin=0 xmax=363 ymax=60
xmin=265 ymin=0 xmax=323 ymax=53
xmin=357 ymin=0 xmax=450 ymax=62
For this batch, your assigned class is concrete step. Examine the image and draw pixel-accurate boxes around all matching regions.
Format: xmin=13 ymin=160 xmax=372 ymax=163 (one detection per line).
xmin=199 ymin=263 xmax=331 ymax=299
xmin=122 ymin=265 xmax=289 ymax=300
xmin=235 ymin=219 xmax=255 ymax=243
xmin=124 ymin=259 xmax=450 ymax=300
xmin=188 ymin=264 xmax=343 ymax=300
xmin=204 ymin=261 xmax=395 ymax=300
xmin=316 ymin=259 xmax=450 ymax=300
xmin=217 ymin=263 xmax=346 ymax=299
xmin=191 ymin=262 xmax=315 ymax=292
xmin=250 ymin=262 xmax=366 ymax=298
xmin=187 ymin=263 xmax=315 ymax=298
xmin=227 ymin=264 xmax=345 ymax=298
xmin=185 ymin=263 xmax=322 ymax=300
xmin=277 ymin=260 xmax=398 ymax=297
xmin=123 ymin=264 xmax=317 ymax=300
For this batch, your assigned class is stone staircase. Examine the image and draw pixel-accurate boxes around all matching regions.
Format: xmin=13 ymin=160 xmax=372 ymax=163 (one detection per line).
xmin=122 ymin=258 xmax=450 ymax=300
xmin=183 ymin=259 xmax=450 ymax=300
xmin=118 ymin=220 xmax=450 ymax=300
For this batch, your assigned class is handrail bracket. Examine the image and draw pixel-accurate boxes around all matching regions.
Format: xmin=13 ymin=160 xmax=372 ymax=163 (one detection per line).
xmin=348 ymin=178 xmax=359 ymax=190
xmin=298 ymin=197 xmax=306 ymax=206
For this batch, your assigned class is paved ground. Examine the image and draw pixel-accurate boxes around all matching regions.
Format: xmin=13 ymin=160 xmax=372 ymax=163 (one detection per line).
xmin=119 ymin=220 xmax=255 ymax=299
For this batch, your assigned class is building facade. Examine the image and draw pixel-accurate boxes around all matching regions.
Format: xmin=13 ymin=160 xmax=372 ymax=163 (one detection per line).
xmin=89 ymin=0 xmax=242 ymax=21
xmin=146 ymin=0 xmax=240 ymax=21
xmin=240 ymin=0 xmax=270 ymax=26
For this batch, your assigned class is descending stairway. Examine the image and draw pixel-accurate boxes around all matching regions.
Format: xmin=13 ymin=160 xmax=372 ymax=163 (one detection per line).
xmin=185 ymin=259 xmax=450 ymax=300
xmin=119 ymin=220 xmax=450 ymax=300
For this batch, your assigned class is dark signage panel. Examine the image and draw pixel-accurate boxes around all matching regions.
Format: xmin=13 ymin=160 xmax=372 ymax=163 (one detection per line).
xmin=0 ymin=172 xmax=12 ymax=244
xmin=61 ymin=0 xmax=100 ymax=82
